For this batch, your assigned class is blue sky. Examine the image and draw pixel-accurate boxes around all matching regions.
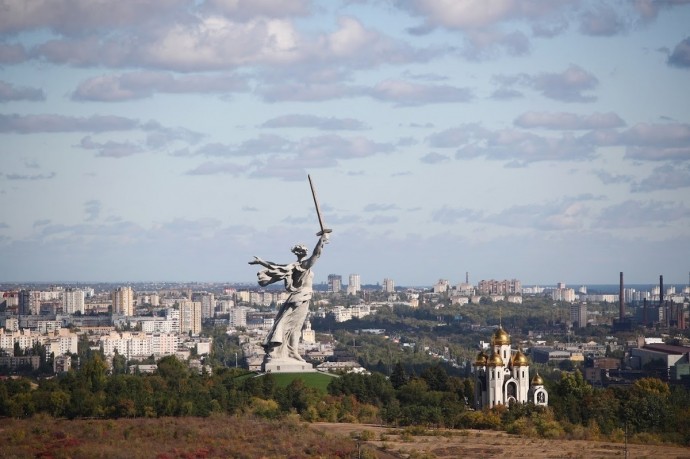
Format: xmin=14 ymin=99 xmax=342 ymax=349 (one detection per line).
xmin=1 ymin=0 xmax=689 ymax=286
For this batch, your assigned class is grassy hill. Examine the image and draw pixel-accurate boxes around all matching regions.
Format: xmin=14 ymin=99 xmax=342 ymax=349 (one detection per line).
xmin=267 ymin=371 xmax=339 ymax=392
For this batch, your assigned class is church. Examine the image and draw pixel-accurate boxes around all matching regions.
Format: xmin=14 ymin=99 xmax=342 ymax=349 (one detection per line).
xmin=473 ymin=326 xmax=548 ymax=409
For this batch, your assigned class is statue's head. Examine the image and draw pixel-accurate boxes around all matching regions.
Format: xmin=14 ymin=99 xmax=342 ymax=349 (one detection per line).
xmin=291 ymin=244 xmax=308 ymax=259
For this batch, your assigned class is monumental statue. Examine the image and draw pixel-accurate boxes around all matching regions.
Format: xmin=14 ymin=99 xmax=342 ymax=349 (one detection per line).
xmin=249 ymin=175 xmax=331 ymax=372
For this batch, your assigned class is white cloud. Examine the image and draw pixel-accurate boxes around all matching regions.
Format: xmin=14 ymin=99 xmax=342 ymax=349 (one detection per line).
xmin=514 ymin=111 xmax=625 ymax=130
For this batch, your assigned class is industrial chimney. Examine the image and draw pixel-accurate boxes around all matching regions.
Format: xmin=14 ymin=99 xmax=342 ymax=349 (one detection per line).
xmin=619 ymin=271 xmax=625 ymax=321
xmin=660 ymin=275 xmax=664 ymax=304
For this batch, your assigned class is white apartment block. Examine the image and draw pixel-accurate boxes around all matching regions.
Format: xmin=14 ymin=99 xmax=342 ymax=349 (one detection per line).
xmin=200 ymin=293 xmax=215 ymax=319
xmin=45 ymin=331 xmax=78 ymax=356
xmin=4 ymin=317 xmax=19 ymax=332
xmin=179 ymin=300 xmax=202 ymax=335
xmin=0 ymin=328 xmax=78 ymax=356
xmin=552 ymin=287 xmax=576 ymax=303
xmin=113 ymin=286 xmax=134 ymax=316
xmin=351 ymin=304 xmax=371 ymax=319
xmin=507 ymin=295 xmax=523 ymax=304
xmin=99 ymin=331 xmax=179 ymax=359
xmin=63 ymin=288 xmax=85 ymax=314
xmin=217 ymin=300 xmax=234 ymax=315
xmin=331 ymin=306 xmax=352 ymax=322
xmin=236 ymin=290 xmax=250 ymax=303
xmin=348 ymin=274 xmax=361 ymax=295
xmin=150 ymin=333 xmax=179 ymax=356
xmin=451 ymin=296 xmax=470 ymax=305
xmin=434 ymin=279 xmax=450 ymax=293
xmin=36 ymin=321 xmax=62 ymax=333
xmin=383 ymin=278 xmax=395 ymax=293
xmin=229 ymin=307 xmax=247 ymax=327
xmin=137 ymin=317 xmax=175 ymax=333
xmin=166 ymin=308 xmax=180 ymax=333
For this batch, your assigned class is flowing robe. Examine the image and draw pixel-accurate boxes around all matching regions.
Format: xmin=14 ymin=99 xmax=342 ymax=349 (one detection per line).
xmin=257 ymin=261 xmax=313 ymax=360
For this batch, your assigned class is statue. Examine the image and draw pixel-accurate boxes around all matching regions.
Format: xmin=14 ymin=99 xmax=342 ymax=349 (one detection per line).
xmin=250 ymin=233 xmax=328 ymax=362
xmin=249 ymin=175 xmax=331 ymax=371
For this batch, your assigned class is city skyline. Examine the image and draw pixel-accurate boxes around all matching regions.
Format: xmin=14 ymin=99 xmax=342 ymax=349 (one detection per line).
xmin=1 ymin=1 xmax=689 ymax=285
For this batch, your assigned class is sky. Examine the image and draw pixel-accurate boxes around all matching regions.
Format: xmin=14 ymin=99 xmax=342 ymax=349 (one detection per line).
xmin=1 ymin=0 xmax=689 ymax=287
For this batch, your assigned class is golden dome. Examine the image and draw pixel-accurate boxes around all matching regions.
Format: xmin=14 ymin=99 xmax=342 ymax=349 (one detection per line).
xmin=491 ymin=327 xmax=511 ymax=346
xmin=474 ymin=351 xmax=488 ymax=366
xmin=512 ymin=349 xmax=529 ymax=367
xmin=486 ymin=350 xmax=504 ymax=367
xmin=531 ymin=373 xmax=544 ymax=385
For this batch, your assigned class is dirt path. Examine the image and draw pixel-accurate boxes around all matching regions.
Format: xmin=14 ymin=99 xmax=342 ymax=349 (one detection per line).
xmin=312 ymin=423 xmax=690 ymax=458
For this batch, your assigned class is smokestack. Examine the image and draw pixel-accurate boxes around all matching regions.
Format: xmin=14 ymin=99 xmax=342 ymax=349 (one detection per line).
xmin=466 ymin=271 xmax=469 ymax=284
xmin=643 ymin=298 xmax=648 ymax=326
xmin=660 ymin=275 xmax=664 ymax=304
xmin=619 ymin=271 xmax=625 ymax=320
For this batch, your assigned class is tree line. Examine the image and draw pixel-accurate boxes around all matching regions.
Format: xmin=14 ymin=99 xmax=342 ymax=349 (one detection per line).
xmin=1 ymin=351 xmax=689 ymax=446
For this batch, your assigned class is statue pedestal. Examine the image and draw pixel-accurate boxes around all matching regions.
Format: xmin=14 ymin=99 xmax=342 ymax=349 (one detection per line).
xmin=262 ymin=357 xmax=316 ymax=373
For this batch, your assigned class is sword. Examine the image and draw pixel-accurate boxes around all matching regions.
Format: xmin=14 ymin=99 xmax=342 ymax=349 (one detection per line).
xmin=308 ymin=174 xmax=332 ymax=236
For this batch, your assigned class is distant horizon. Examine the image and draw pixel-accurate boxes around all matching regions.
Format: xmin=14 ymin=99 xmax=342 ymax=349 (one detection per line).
xmin=2 ymin=280 xmax=688 ymax=291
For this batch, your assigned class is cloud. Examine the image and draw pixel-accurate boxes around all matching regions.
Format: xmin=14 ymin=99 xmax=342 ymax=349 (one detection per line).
xmin=202 ymin=0 xmax=310 ymax=20
xmin=667 ymin=36 xmax=690 ymax=68
xmin=420 ymin=152 xmax=450 ymax=164
xmin=369 ymin=79 xmax=473 ymax=106
xmin=185 ymin=161 xmax=250 ymax=176
xmin=28 ymin=11 xmax=429 ymax=73
xmin=426 ymin=124 xmax=487 ymax=148
xmin=84 ymin=200 xmax=101 ymax=221
xmin=295 ymin=134 xmax=395 ymax=160
xmin=527 ymin=65 xmax=599 ymax=102
xmin=363 ymin=203 xmax=399 ymax=212
xmin=631 ymin=164 xmax=690 ymax=192
xmin=78 ymin=136 xmax=144 ymax=158
xmin=633 ymin=0 xmax=690 ymax=22
xmin=490 ymin=87 xmax=523 ymax=100
xmin=619 ymin=123 xmax=690 ymax=160
xmin=198 ymin=134 xmax=292 ymax=157
xmin=258 ymin=82 xmax=362 ymax=102
xmin=595 ymin=199 xmax=690 ymax=227
xmin=578 ymin=5 xmax=627 ymax=36
xmin=456 ymin=129 xmax=595 ymax=164
xmin=0 ymin=81 xmax=45 ymax=102
xmin=514 ymin=111 xmax=625 ymax=130
xmin=0 ymin=43 xmax=28 ymax=64
xmin=367 ymin=215 xmax=398 ymax=225
xmin=0 ymin=114 xmax=139 ymax=133
xmin=593 ymin=170 xmax=633 ymax=185
xmin=484 ymin=197 xmax=595 ymax=231
xmin=72 ymin=71 xmax=250 ymax=101
xmin=398 ymin=0 xmax=568 ymax=30
xmin=261 ymin=114 xmax=368 ymax=130
xmin=494 ymin=65 xmax=599 ymax=102
xmin=4 ymin=172 xmax=56 ymax=181
xmin=431 ymin=205 xmax=483 ymax=225
xmin=0 ymin=0 xmax=191 ymax=36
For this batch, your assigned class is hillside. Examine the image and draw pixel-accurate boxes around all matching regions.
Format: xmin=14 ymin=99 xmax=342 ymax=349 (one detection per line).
xmin=3 ymin=415 xmax=690 ymax=459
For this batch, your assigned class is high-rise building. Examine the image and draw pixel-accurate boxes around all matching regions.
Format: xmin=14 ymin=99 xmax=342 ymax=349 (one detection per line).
xmin=179 ymin=300 xmax=201 ymax=335
xmin=347 ymin=274 xmax=361 ymax=295
xmin=63 ymin=288 xmax=85 ymax=314
xmin=570 ymin=303 xmax=587 ymax=328
xmin=18 ymin=289 xmax=31 ymax=316
xmin=112 ymin=286 xmax=134 ymax=316
xmin=199 ymin=293 xmax=215 ymax=319
xmin=383 ymin=278 xmax=395 ymax=293
xmin=229 ymin=307 xmax=247 ymax=328
xmin=328 ymin=274 xmax=342 ymax=293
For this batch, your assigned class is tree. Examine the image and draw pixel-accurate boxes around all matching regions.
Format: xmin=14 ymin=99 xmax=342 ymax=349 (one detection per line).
xmin=390 ymin=362 xmax=408 ymax=389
